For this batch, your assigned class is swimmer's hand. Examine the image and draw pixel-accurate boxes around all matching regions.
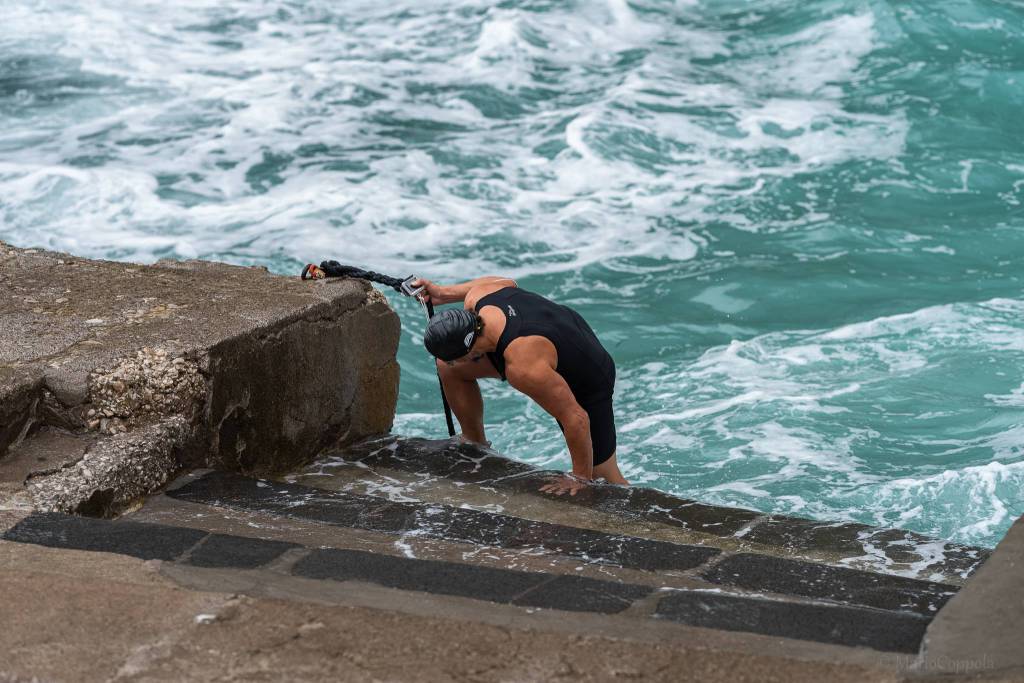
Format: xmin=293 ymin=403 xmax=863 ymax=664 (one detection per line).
xmin=539 ymin=473 xmax=590 ymax=497
xmin=410 ymin=278 xmax=444 ymax=306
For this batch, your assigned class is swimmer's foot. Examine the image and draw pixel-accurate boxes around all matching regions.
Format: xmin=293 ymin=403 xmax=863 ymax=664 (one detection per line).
xmin=457 ymin=433 xmax=492 ymax=448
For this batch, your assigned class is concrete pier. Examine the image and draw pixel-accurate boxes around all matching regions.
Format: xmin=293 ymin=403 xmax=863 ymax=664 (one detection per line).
xmin=1 ymin=243 xmax=1021 ymax=682
xmin=0 ymin=241 xmax=400 ymax=515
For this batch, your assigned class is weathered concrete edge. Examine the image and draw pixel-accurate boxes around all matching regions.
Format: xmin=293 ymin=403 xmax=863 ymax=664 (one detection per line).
xmin=917 ymin=513 xmax=1024 ymax=676
xmin=27 ymin=419 xmax=189 ymax=516
xmin=1 ymin=243 xmax=402 ymax=515
xmin=0 ymin=369 xmax=45 ymax=457
xmin=31 ymin=290 xmax=399 ymax=514
xmin=199 ymin=282 xmax=401 ymax=472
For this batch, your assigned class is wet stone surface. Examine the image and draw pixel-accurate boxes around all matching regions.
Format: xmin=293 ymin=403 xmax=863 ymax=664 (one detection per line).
xmin=287 ymin=500 xmax=423 ymax=535
xmin=338 ymin=436 xmax=991 ymax=581
xmin=168 ymin=471 xmax=721 ymax=572
xmin=351 ymin=437 xmax=762 ymax=537
xmin=342 ymin=436 xmax=535 ymax=483
xmin=742 ymin=517 xmax=904 ymax=554
xmin=702 ymin=554 xmax=958 ymax=616
xmin=741 ymin=516 xmax=990 ymax=578
xmin=655 ymin=591 xmax=930 ymax=654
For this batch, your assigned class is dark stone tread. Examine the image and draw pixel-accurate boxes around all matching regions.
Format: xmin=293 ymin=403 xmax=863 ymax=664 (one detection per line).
xmin=4 ymin=511 xmax=941 ymax=650
xmin=656 ymin=591 xmax=930 ymax=653
xmin=702 ymin=553 xmax=958 ymax=615
xmin=293 ymin=547 xmax=549 ymax=604
xmin=512 ymin=574 xmax=652 ymax=614
xmin=188 ymin=533 xmax=300 ymax=569
xmin=293 ymin=547 xmax=653 ymax=614
xmin=739 ymin=516 xmax=990 ymax=577
xmin=742 ymin=517 xmax=883 ymax=554
xmin=359 ymin=438 xmax=761 ymax=536
xmin=169 ymin=471 xmax=719 ymax=572
xmin=3 ymin=512 xmax=207 ymax=561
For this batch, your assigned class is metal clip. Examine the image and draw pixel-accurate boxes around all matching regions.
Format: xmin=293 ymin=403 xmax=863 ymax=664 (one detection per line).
xmin=401 ymin=275 xmax=425 ymax=300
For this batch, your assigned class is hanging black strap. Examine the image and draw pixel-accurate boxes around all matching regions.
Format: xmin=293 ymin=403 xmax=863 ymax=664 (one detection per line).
xmin=425 ymin=299 xmax=457 ymax=438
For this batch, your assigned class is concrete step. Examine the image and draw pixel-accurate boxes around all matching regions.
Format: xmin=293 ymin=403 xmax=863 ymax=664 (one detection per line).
xmin=2 ymin=507 xmax=935 ymax=655
xmin=167 ymin=470 xmax=720 ymax=575
xmin=299 ymin=435 xmax=989 ymax=584
xmin=160 ymin=470 xmax=958 ymax=619
xmin=1 ymin=428 xmax=985 ymax=662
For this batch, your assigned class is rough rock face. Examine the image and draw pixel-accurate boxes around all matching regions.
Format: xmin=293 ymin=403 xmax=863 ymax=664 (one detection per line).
xmin=0 ymin=241 xmax=402 ymax=515
xmin=26 ymin=418 xmax=189 ymax=516
xmin=88 ymin=348 xmax=206 ymax=435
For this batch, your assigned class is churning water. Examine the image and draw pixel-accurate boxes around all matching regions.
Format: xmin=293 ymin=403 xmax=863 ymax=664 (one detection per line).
xmin=2 ymin=0 xmax=1022 ymax=547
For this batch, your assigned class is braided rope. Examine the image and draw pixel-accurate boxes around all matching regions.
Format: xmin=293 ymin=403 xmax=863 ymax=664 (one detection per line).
xmin=319 ymin=260 xmax=406 ymax=292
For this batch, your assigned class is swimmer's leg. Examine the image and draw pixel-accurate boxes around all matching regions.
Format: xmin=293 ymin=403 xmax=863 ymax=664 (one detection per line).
xmin=436 ymin=356 xmax=500 ymax=444
xmin=594 ymin=452 xmax=629 ymax=486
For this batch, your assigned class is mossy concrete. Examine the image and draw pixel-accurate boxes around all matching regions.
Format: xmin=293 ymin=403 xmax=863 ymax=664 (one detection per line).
xmin=0 ymin=241 xmax=401 ymax=515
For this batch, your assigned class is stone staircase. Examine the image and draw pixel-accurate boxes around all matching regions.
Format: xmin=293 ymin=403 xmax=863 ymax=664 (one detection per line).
xmin=2 ymin=436 xmax=992 ymax=659
xmin=313 ymin=436 xmax=988 ymax=585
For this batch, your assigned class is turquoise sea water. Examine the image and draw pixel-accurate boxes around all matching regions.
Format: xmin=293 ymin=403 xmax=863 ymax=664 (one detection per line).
xmin=1 ymin=0 xmax=1022 ymax=547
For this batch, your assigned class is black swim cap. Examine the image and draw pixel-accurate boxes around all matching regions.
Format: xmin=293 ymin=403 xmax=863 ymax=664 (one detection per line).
xmin=424 ymin=309 xmax=481 ymax=361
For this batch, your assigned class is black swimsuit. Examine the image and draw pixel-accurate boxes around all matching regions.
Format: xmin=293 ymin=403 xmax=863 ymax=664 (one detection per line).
xmin=475 ymin=288 xmax=617 ymax=465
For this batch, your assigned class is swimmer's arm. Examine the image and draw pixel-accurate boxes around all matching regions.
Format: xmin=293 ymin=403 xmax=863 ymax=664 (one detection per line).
xmin=411 ymin=276 xmax=517 ymax=306
xmin=505 ymin=356 xmax=594 ymax=481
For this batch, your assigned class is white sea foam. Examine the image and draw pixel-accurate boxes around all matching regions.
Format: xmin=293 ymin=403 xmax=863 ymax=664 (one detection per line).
xmin=986 ymin=383 xmax=1024 ymax=407
xmin=616 ymin=296 xmax=1024 ymax=545
xmin=845 ymin=459 xmax=1024 ymax=545
xmin=745 ymin=13 xmax=877 ymax=97
xmin=0 ymin=0 xmax=904 ymax=278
